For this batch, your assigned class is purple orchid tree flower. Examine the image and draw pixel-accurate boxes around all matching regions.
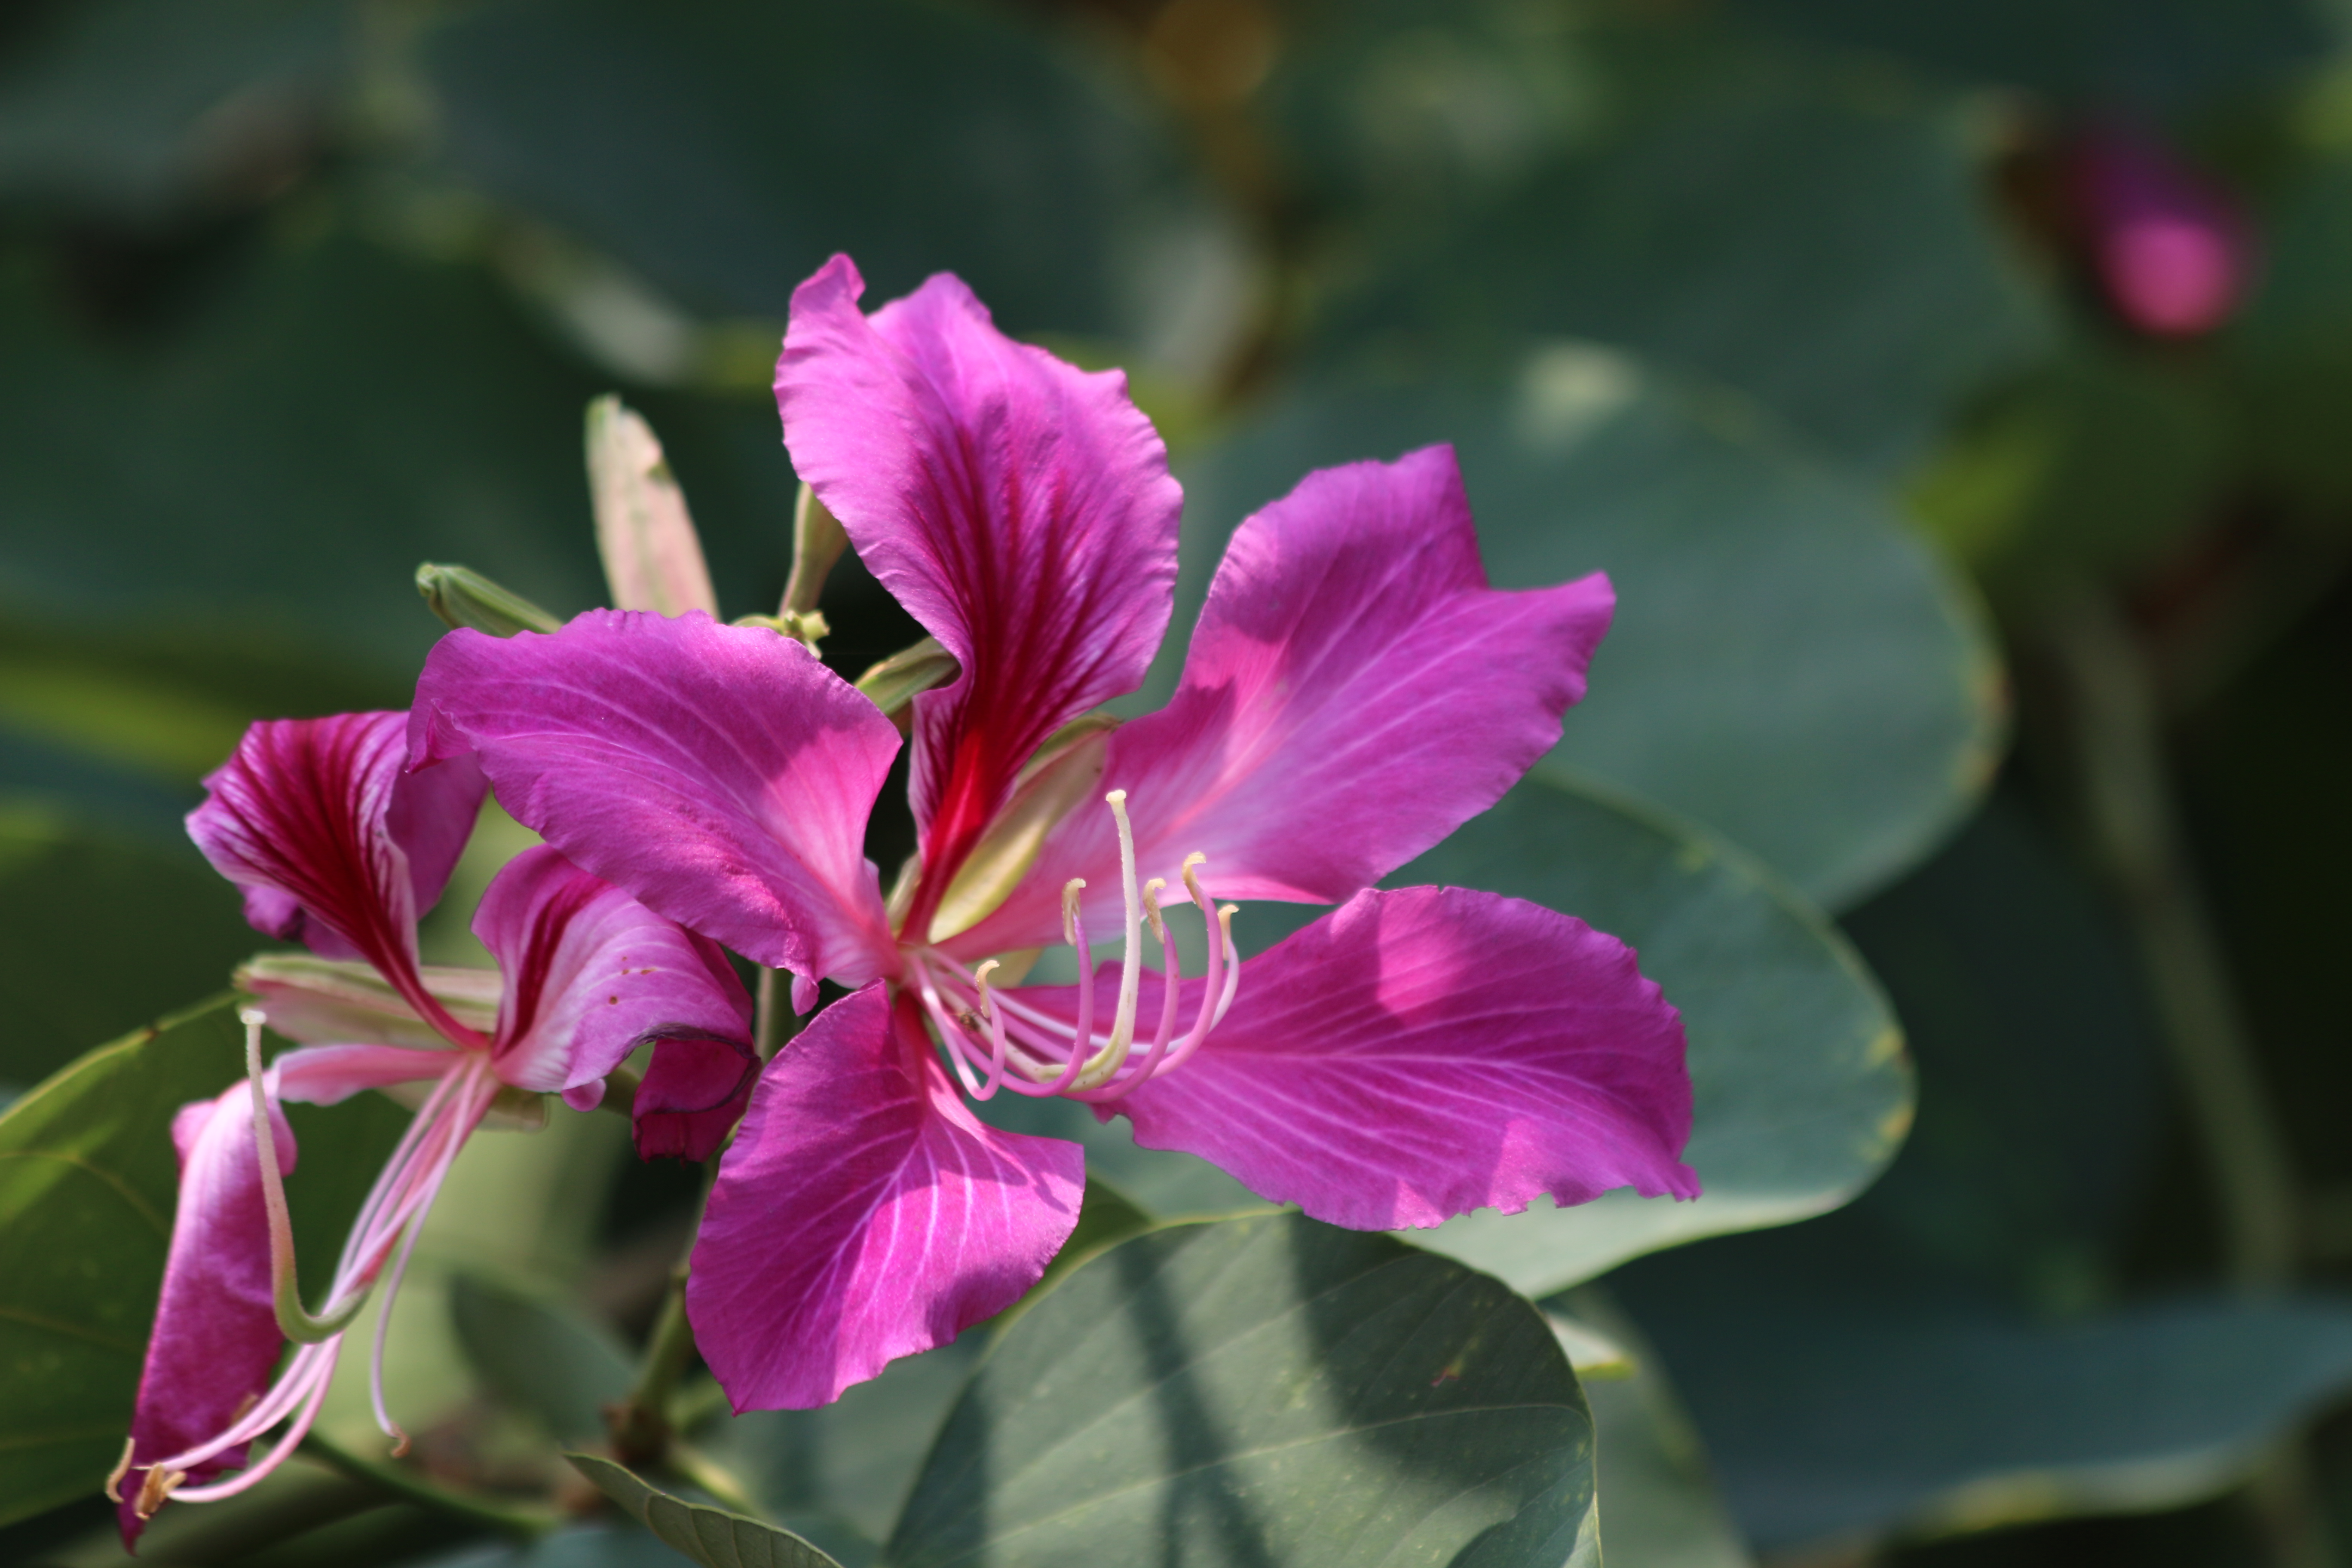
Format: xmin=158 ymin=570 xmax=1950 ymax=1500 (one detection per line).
xmin=410 ymin=254 xmax=1699 ymax=1412
xmin=111 ymin=710 xmax=752 ymax=1545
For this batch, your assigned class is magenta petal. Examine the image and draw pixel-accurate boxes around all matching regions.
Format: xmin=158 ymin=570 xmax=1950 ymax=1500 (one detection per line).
xmin=411 ymin=610 xmax=902 ymax=989
xmin=189 ymin=712 xmax=486 ymax=989
xmin=119 ymin=1084 xmax=296 ymax=1547
xmin=776 ymin=256 xmax=1182 ymax=891
xmin=957 ymin=447 xmax=1613 ymax=956
xmin=1081 ymin=886 xmax=1697 ymax=1230
xmin=632 ymin=1032 xmax=760 ymax=1161
xmin=472 ymin=845 xmax=754 ymax=1094
xmin=688 ymin=984 xmax=1085 ymax=1410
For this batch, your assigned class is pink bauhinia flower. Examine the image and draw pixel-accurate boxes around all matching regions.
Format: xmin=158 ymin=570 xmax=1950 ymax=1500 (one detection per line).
xmin=112 ymin=710 xmax=752 ymax=1545
xmin=411 ymin=254 xmax=1699 ymax=1412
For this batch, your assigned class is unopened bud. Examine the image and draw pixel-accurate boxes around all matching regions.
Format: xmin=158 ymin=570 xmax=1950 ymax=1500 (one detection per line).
xmin=854 ymin=636 xmax=960 ymax=729
xmin=586 ymin=395 xmax=719 ymax=617
xmin=779 ymin=483 xmax=850 ymax=627
xmin=417 ymin=563 xmax=562 ymax=637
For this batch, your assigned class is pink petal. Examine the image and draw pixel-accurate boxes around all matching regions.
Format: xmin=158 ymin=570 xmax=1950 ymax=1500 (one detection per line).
xmin=632 ymin=1032 xmax=760 ymax=1161
xmin=471 ymin=845 xmax=754 ymax=1094
xmin=239 ymin=959 xmax=503 ymax=1052
xmin=189 ymin=713 xmax=487 ymax=1001
xmin=687 ymin=984 xmax=1085 ymax=1410
xmin=1022 ymin=886 xmax=1697 ymax=1231
xmin=776 ymin=256 xmax=1182 ymax=913
xmin=272 ymin=1043 xmax=461 ymax=1104
xmin=119 ymin=1084 xmax=296 ymax=1547
xmin=957 ymin=447 xmax=1612 ymax=956
xmin=411 ymin=611 xmax=902 ymax=990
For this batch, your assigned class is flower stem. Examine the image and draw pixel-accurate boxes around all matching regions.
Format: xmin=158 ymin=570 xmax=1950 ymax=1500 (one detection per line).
xmin=299 ymin=1430 xmax=560 ymax=1538
xmin=2044 ymin=588 xmax=2332 ymax=1568
xmin=609 ymin=966 xmax=800 ymax=1465
xmin=2044 ymin=589 xmax=2299 ymax=1289
xmin=609 ymin=1169 xmax=712 ymax=1468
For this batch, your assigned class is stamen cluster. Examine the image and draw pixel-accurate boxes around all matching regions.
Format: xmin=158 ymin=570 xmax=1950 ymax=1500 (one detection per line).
xmin=910 ymin=790 xmax=1240 ymax=1103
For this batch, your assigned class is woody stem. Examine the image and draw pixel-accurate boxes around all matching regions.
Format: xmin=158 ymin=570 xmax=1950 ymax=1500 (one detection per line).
xmin=609 ymin=967 xmax=802 ymax=1465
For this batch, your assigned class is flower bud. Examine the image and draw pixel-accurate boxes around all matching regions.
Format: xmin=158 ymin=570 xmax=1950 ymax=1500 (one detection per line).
xmin=416 ymin=564 xmax=562 ymax=637
xmin=585 ymin=395 xmax=719 ymax=618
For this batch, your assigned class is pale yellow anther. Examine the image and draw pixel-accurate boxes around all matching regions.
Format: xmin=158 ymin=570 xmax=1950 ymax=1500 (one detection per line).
xmin=1180 ymin=852 xmax=1213 ymax=913
xmin=974 ymin=958 xmax=1001 ymax=1014
xmin=1141 ymin=879 xmax=1169 ymax=943
xmin=135 ymin=1465 xmax=184 ymax=1520
xmin=1060 ymin=878 xmax=1087 ymax=947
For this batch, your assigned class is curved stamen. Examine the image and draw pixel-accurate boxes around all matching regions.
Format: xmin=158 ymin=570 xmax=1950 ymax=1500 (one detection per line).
xmin=1100 ymin=878 xmax=1182 ymax=1093
xmin=162 ymin=1343 xmax=340 ymax=1506
xmin=913 ymin=794 xmax=1247 ymax=1104
xmin=242 ymin=1010 xmax=371 ymax=1344
xmin=966 ymin=959 xmax=1012 ymax=1100
xmin=1067 ymin=790 xmax=1143 ymax=1091
xmin=145 ymin=1037 xmax=495 ymax=1502
xmin=1041 ymin=879 xmax=1096 ymax=1094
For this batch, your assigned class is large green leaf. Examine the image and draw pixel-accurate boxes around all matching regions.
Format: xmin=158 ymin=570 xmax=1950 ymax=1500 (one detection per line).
xmin=1615 ymin=1238 xmax=2352 ymax=1551
xmin=0 ymin=0 xmax=350 ymax=220
xmin=569 ymin=1455 xmax=842 ymax=1568
xmin=1173 ymin=362 xmax=2001 ymax=909
xmin=1563 ymin=1293 xmax=1754 ymax=1568
xmin=0 ymin=806 xmax=255 ymax=1096
xmin=1602 ymin=795 xmax=2352 ymax=1551
xmin=885 ymin=1212 xmax=1591 ymax=1568
xmin=0 ymin=997 xmax=409 ymax=1528
xmin=1398 ymin=770 xmax=1910 ymax=1296
xmin=420 ymin=0 xmax=1230 ymax=349
xmin=1724 ymin=0 xmax=2323 ymax=102
xmin=0 ymin=1001 xmax=230 ymax=1528
xmin=1265 ymin=9 xmax=2050 ymax=474
xmin=0 ymin=227 xmax=608 ymax=682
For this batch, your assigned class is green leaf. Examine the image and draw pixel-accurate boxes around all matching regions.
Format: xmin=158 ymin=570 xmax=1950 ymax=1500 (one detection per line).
xmin=449 ymin=1274 xmax=634 ymax=1444
xmin=1560 ymin=1291 xmax=1754 ymax=1568
xmin=1616 ymin=1238 xmax=2352 ymax=1551
xmin=568 ymin=1453 xmax=843 ymax=1568
xmin=0 ymin=224 xmax=611 ymax=685
xmin=0 ymin=806 xmax=257 ymax=1093
xmin=885 ymin=1212 xmax=1592 ymax=1568
xmin=0 ymin=999 xmax=233 ymax=1528
xmin=1602 ymin=796 xmax=2352 ymax=1550
xmin=420 ymin=0 xmax=1224 ymax=348
xmin=0 ymin=0 xmax=350 ymax=220
xmin=1268 ymin=16 xmax=2051 ymax=474
xmin=1172 ymin=361 xmax=2001 ymax=910
xmin=0 ymin=997 xmax=409 ymax=1527
xmin=1727 ymin=0 xmax=2324 ymax=102
xmin=1399 ymin=771 xmax=1911 ymax=1297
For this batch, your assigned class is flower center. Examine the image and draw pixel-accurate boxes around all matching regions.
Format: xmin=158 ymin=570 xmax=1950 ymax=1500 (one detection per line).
xmin=907 ymin=789 xmax=1240 ymax=1104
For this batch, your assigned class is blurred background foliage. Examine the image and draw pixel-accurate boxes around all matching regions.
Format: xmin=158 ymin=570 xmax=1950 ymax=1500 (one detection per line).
xmin=4 ymin=0 xmax=2352 ymax=1564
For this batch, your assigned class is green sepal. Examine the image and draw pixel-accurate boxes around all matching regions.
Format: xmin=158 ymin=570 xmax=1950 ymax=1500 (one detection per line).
xmin=851 ymin=637 xmax=959 ymax=728
xmin=416 ymin=562 xmax=564 ymax=637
